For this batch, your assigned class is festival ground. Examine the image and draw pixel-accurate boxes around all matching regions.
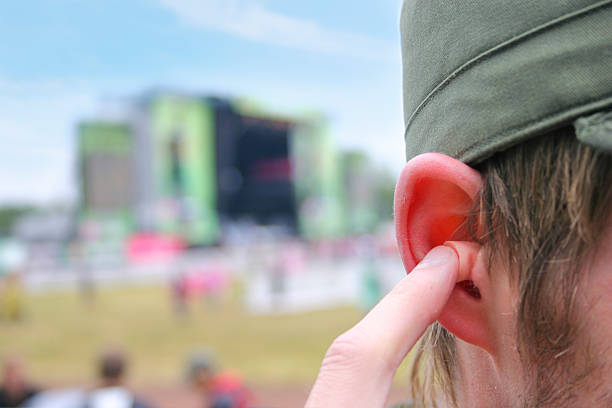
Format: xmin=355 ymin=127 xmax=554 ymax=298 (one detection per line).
xmin=0 ymin=283 xmax=413 ymax=407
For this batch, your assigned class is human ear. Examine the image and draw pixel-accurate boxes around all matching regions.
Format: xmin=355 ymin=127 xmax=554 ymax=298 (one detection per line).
xmin=394 ymin=153 xmax=482 ymax=270
xmin=394 ymin=153 xmax=493 ymax=352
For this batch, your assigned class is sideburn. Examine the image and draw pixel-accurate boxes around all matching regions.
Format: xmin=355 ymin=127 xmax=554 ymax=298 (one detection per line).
xmin=480 ymin=128 xmax=612 ymax=407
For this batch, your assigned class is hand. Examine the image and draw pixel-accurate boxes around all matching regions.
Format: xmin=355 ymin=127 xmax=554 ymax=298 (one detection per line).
xmin=305 ymin=246 xmax=459 ymax=408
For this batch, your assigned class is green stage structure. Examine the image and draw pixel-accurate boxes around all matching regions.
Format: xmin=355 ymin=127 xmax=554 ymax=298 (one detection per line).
xmin=77 ymin=122 xmax=134 ymax=255
xmin=77 ymin=93 xmax=354 ymax=246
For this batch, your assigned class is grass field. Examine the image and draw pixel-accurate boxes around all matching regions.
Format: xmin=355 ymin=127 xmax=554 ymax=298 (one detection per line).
xmin=0 ymin=282 xmax=416 ymax=399
xmin=0 ymin=283 xmax=363 ymax=386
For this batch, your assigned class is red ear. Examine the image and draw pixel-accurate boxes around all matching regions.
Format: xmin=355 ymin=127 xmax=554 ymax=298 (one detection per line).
xmin=394 ymin=154 xmax=494 ymax=352
xmin=394 ymin=153 xmax=482 ymax=271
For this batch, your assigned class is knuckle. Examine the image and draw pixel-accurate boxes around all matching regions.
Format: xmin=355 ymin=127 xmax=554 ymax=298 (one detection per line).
xmin=323 ymin=327 xmax=376 ymax=369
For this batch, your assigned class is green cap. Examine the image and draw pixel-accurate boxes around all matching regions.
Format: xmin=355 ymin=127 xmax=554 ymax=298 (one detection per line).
xmin=401 ymin=0 xmax=612 ymax=164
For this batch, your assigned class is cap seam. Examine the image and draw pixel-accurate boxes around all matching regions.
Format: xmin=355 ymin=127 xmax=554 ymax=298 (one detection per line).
xmin=455 ymin=94 xmax=612 ymax=163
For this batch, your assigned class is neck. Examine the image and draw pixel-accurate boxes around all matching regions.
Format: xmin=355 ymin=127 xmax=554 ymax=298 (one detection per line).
xmin=453 ymin=339 xmax=521 ymax=408
xmin=100 ymin=379 xmax=122 ymax=388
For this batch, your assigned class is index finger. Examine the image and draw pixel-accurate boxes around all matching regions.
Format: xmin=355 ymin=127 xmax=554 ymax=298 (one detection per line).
xmin=305 ymin=245 xmax=460 ymax=408
xmin=355 ymin=245 xmax=459 ymax=370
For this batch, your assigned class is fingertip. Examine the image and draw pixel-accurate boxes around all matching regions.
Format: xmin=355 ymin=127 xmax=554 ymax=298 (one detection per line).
xmin=415 ymin=245 xmax=457 ymax=269
xmin=443 ymin=241 xmax=480 ymax=282
xmin=442 ymin=242 xmax=461 ymax=264
xmin=410 ymin=246 xmax=459 ymax=289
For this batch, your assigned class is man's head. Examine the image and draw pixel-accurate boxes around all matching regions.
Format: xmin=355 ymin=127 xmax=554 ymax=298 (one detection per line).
xmin=186 ymin=352 xmax=217 ymax=391
xmin=98 ymin=350 xmax=127 ymax=387
xmin=2 ymin=357 xmax=28 ymax=394
xmin=397 ymin=1 xmax=612 ymax=406
xmin=395 ymin=128 xmax=612 ymax=406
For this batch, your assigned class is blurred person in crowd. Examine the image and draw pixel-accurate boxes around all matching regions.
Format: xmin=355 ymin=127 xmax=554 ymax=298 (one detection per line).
xmin=76 ymin=247 xmax=96 ymax=309
xmin=73 ymin=224 xmax=98 ymax=309
xmin=82 ymin=350 xmax=152 ymax=408
xmin=0 ymin=357 xmax=39 ymax=407
xmin=186 ymin=352 xmax=251 ymax=408
xmin=268 ymin=255 xmax=287 ymax=311
xmin=170 ymin=271 xmax=189 ymax=317
xmin=359 ymin=256 xmax=382 ymax=313
xmin=0 ymin=272 xmax=25 ymax=322
xmin=268 ymin=240 xmax=303 ymax=312
xmin=357 ymin=235 xmax=383 ymax=313
xmin=0 ymin=240 xmax=27 ymax=322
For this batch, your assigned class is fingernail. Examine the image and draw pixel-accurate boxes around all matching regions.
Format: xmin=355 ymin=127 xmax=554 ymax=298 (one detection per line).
xmin=416 ymin=246 xmax=453 ymax=268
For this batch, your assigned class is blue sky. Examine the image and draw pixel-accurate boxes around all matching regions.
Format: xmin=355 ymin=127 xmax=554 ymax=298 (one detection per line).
xmin=0 ymin=0 xmax=405 ymax=204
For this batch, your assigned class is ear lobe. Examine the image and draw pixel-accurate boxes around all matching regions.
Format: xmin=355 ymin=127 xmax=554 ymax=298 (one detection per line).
xmin=394 ymin=153 xmax=483 ymax=271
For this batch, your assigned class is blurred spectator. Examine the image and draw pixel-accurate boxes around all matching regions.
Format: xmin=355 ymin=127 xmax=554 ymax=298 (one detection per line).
xmin=186 ymin=352 xmax=252 ymax=408
xmin=359 ymin=257 xmax=382 ymax=312
xmin=170 ymin=271 xmax=189 ymax=317
xmin=0 ymin=239 xmax=27 ymax=322
xmin=0 ymin=273 xmax=25 ymax=322
xmin=83 ymin=350 xmax=152 ymax=408
xmin=269 ymin=257 xmax=287 ymax=311
xmin=171 ymin=264 xmax=231 ymax=316
xmin=358 ymin=237 xmax=383 ymax=312
xmin=72 ymin=237 xmax=96 ymax=309
xmin=0 ymin=357 xmax=39 ymax=407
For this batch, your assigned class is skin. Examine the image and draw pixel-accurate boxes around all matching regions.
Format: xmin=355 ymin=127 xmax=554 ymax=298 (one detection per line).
xmin=307 ymin=153 xmax=612 ymax=407
xmin=2 ymin=359 xmax=28 ymax=398
xmin=567 ymin=218 xmax=612 ymax=406
xmin=306 ymin=245 xmax=462 ymax=408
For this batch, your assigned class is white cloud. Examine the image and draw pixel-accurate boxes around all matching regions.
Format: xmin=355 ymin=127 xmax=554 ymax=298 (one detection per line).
xmin=158 ymin=0 xmax=400 ymax=61
xmin=0 ymin=77 xmax=97 ymax=205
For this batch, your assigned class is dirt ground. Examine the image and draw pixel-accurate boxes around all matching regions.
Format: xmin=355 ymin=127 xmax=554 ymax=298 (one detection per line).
xmin=137 ymin=383 xmax=310 ymax=408
xmin=136 ymin=383 xmax=410 ymax=408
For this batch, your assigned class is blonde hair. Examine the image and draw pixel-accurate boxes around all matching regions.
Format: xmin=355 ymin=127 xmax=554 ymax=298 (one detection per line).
xmin=410 ymin=126 xmax=612 ymax=407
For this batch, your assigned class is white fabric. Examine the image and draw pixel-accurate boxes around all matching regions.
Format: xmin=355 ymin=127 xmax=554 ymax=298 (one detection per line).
xmin=88 ymin=387 xmax=133 ymax=408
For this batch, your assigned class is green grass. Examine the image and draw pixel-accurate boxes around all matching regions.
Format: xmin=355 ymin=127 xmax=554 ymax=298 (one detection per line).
xmin=0 ymin=284 xmax=365 ymax=386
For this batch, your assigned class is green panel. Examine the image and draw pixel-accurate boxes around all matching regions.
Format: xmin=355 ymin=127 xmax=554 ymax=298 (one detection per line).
xmin=150 ymin=95 xmax=219 ymax=245
xmin=77 ymin=121 xmax=133 ymax=214
xmin=79 ymin=122 xmax=131 ymax=155
xmin=292 ymin=122 xmax=346 ymax=239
